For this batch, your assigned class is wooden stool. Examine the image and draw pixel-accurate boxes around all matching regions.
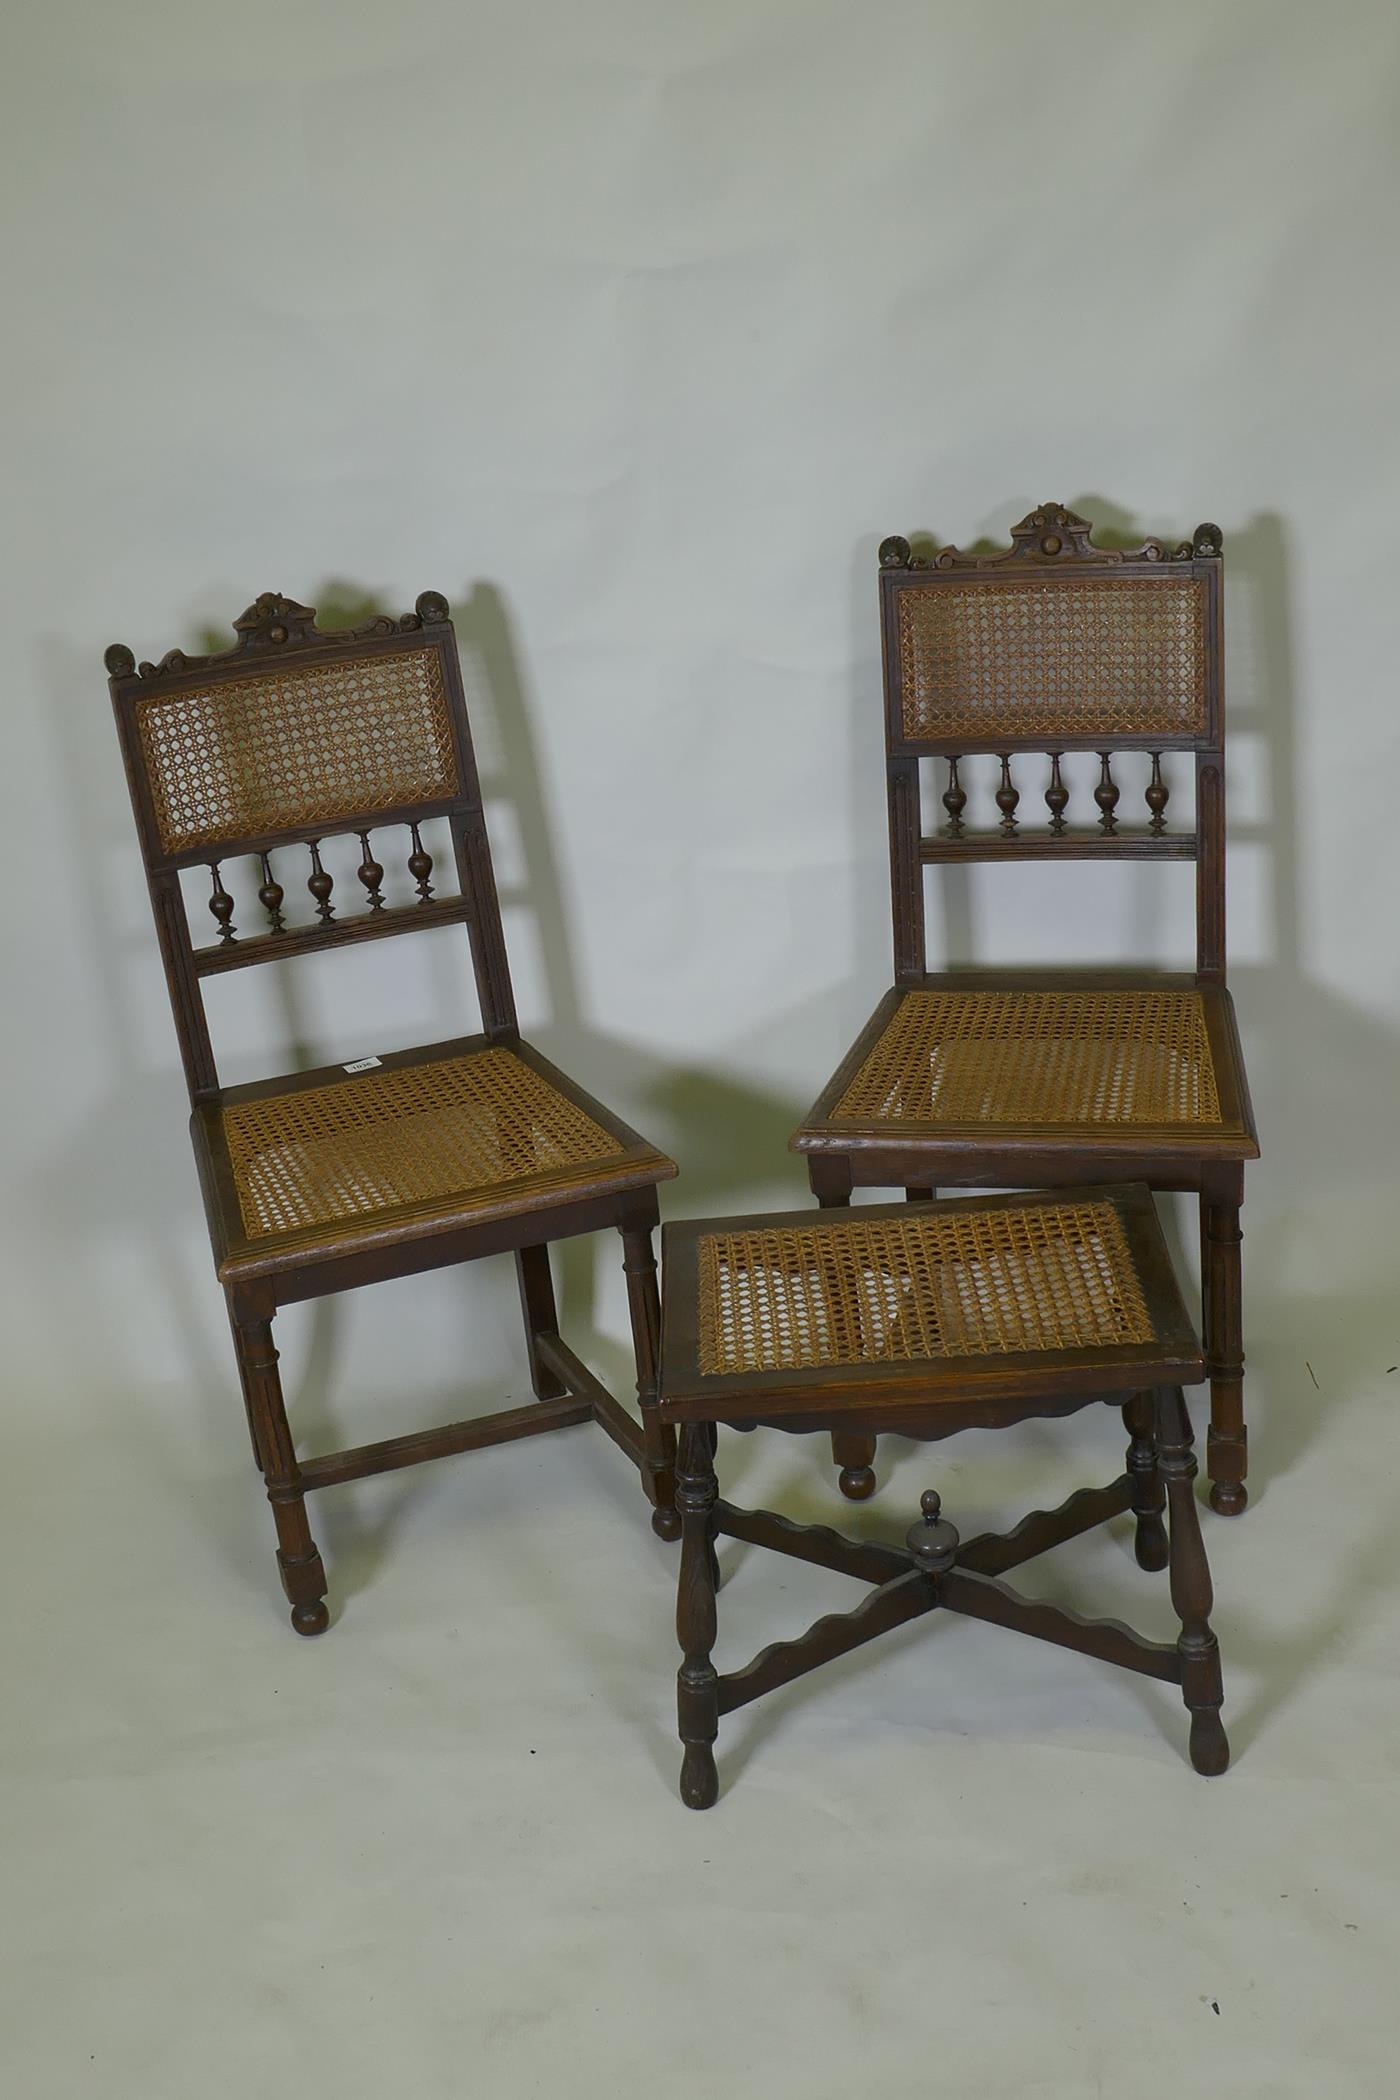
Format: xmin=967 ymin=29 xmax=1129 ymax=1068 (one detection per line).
xmin=657 ymin=1184 xmax=1227 ymax=1808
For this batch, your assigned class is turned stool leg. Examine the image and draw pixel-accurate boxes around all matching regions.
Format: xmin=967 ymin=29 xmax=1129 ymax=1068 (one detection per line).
xmin=675 ymin=1421 xmax=720 ymax=1809
xmin=228 ymin=1292 xmax=329 ymax=1636
xmin=621 ymin=1213 xmax=679 ymax=1541
xmin=515 ymin=1242 xmax=568 ymax=1400
xmin=1155 ymin=1387 xmax=1229 ymax=1775
xmin=1203 ymin=1186 xmax=1248 ymax=1515
xmin=810 ymin=1160 xmax=878 ymax=1499
xmin=1123 ymin=1391 xmax=1168 ymax=1572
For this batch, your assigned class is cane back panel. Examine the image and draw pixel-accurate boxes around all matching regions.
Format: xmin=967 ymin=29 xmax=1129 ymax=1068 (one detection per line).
xmin=134 ymin=644 xmax=459 ymax=858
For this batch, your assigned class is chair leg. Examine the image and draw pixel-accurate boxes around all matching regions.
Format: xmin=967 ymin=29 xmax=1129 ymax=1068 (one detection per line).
xmin=810 ymin=1159 xmax=879 ymax=1499
xmin=906 ymin=1186 xmax=935 ymax=1203
xmin=1202 ymin=1188 xmax=1247 ymax=1515
xmin=228 ymin=1293 xmax=329 ymax=1637
xmin=675 ymin=1421 xmax=720 ymax=1809
xmin=1155 ymin=1387 xmax=1228 ymax=1775
xmin=1123 ymin=1391 xmax=1168 ymax=1572
xmin=515 ymin=1243 xmax=568 ymax=1400
xmin=620 ymin=1213 xmax=679 ymax=1540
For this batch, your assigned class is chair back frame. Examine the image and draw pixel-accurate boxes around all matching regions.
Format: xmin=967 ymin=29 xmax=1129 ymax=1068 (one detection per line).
xmin=107 ymin=591 xmax=516 ymax=1105
xmin=877 ymin=504 xmax=1227 ymax=986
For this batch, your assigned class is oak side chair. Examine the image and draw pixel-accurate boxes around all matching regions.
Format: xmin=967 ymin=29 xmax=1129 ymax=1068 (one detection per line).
xmin=791 ymin=504 xmax=1259 ymax=1515
xmin=107 ymin=589 xmax=680 ymax=1636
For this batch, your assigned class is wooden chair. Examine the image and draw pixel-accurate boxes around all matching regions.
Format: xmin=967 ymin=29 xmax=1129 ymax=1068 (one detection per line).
xmin=791 ymin=505 xmax=1258 ymax=1514
xmin=658 ymin=1185 xmax=1227 ymax=1807
xmin=107 ymin=589 xmax=680 ymax=1636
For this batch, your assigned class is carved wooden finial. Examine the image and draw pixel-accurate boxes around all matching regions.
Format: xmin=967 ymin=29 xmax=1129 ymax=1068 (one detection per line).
xmin=905 ymin=1488 xmax=960 ymax=1573
xmin=414 ymin=590 xmax=450 ymax=624
xmin=104 ymin=642 xmax=136 ymax=679
xmin=232 ymin=593 xmax=319 ymax=650
xmin=879 ymin=536 xmax=912 ymax=569
xmin=1007 ymin=503 xmax=1098 ymax=562
xmin=1192 ymin=522 xmax=1223 ymax=559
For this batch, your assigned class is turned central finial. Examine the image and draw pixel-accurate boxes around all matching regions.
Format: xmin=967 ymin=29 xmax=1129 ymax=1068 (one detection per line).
xmin=906 ymin=1489 xmax=960 ymax=1573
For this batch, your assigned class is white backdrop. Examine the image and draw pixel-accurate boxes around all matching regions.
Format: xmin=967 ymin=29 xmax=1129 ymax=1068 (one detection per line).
xmin=4 ymin=0 xmax=1398 ymax=1439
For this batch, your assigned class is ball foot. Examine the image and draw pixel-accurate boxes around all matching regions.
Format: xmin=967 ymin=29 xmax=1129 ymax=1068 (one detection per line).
xmin=1134 ymin=1516 xmax=1170 ymax=1572
xmin=290 ymin=1599 xmax=329 ymax=1636
xmin=1189 ymin=1711 xmax=1230 ymax=1776
xmin=1208 ymin=1479 xmax=1248 ymax=1517
xmin=680 ymin=1745 xmax=719 ymax=1810
xmin=838 ymin=1465 xmax=877 ymax=1502
xmin=651 ymin=1503 xmax=682 ymax=1542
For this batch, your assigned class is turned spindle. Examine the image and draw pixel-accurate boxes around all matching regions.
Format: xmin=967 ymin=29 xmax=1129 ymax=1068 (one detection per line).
xmin=357 ymin=832 xmax=386 ymax=911
xmin=1146 ymin=752 xmax=1169 ymax=835
xmin=407 ymin=823 xmax=434 ymax=903
xmin=258 ymin=853 xmax=286 ymax=935
xmin=1094 ymin=752 xmax=1120 ymax=835
xmin=1045 ymin=752 xmax=1069 ymax=834
xmin=208 ymin=863 xmax=237 ymax=945
xmin=995 ymin=754 xmax=1020 ymax=835
xmin=942 ymin=757 xmax=967 ymax=838
xmin=307 ymin=841 xmax=335 ymax=924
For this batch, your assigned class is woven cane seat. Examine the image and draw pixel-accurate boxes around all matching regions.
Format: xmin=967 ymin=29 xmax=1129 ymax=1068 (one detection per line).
xmin=197 ymin=1039 xmax=677 ymax=1279
xmin=659 ymin=1185 xmax=1203 ymax=1417
xmin=794 ymin=976 xmax=1257 ymax=1157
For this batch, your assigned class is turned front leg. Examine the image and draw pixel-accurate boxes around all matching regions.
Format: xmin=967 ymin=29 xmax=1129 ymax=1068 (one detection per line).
xmin=1123 ymin=1391 xmax=1168 ymax=1572
xmin=228 ymin=1290 xmax=329 ymax=1636
xmin=809 ymin=1159 xmax=878 ymax=1499
xmin=1202 ymin=1186 xmax=1247 ymax=1515
xmin=620 ymin=1210 xmax=679 ymax=1540
xmin=1155 ymin=1387 xmax=1228 ymax=1775
xmin=675 ymin=1421 xmax=720 ymax=1809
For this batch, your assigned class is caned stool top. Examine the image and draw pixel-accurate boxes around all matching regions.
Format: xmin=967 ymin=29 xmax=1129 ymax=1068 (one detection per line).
xmin=659 ymin=1184 xmax=1203 ymax=1422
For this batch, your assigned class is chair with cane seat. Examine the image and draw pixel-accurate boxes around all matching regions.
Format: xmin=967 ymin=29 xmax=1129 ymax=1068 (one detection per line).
xmin=791 ymin=504 xmax=1258 ymax=1515
xmin=108 ymin=588 xmax=679 ymax=1635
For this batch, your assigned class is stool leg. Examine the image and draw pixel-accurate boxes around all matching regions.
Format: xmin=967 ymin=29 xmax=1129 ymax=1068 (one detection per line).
xmin=676 ymin=1422 xmax=720 ymax=1809
xmin=1203 ymin=1187 xmax=1248 ymax=1515
xmin=810 ymin=1159 xmax=878 ymax=1499
xmin=1156 ymin=1388 xmax=1228 ymax=1775
xmin=621 ymin=1215 xmax=679 ymax=1541
xmin=1123 ymin=1391 xmax=1168 ymax=1572
xmin=228 ymin=1290 xmax=329 ymax=1637
xmin=515 ymin=1243 xmax=568 ymax=1400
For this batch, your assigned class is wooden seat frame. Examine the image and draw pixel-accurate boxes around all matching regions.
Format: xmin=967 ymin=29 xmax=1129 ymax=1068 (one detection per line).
xmin=791 ymin=505 xmax=1259 ymax=1515
xmin=657 ymin=1188 xmax=1228 ymax=1808
xmin=108 ymin=590 xmax=679 ymax=1635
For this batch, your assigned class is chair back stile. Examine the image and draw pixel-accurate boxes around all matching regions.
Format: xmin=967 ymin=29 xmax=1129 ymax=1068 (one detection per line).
xmin=106 ymin=591 xmax=517 ymax=1105
xmin=878 ymin=503 xmax=1226 ymax=987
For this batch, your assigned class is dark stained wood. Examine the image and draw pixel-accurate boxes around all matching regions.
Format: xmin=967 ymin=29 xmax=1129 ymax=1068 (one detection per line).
xmin=1156 ymin=1386 xmax=1229 ymax=1772
xmin=1046 ymin=751 xmax=1068 ymax=834
xmin=107 ymin=590 xmax=680 ymax=1631
xmin=799 ymin=504 xmax=1254 ymax=1514
xmin=658 ymin=1178 xmax=1227 ymax=1800
xmin=357 ymin=832 xmax=386 ymax=911
xmin=1094 ymin=751 xmax=1120 ymax=835
xmin=995 ymin=753 xmax=1020 ymax=834
xmin=676 ymin=1423 xmax=721 ymax=1809
xmin=1123 ymin=1391 xmax=1169 ymax=1570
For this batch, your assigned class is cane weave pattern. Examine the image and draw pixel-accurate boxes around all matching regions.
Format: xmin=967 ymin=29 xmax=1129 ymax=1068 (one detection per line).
xmin=833 ymin=990 xmax=1222 ymax=1128
xmin=696 ymin=1200 xmax=1154 ymax=1376
xmin=135 ymin=647 xmax=459 ymax=854
xmin=894 ymin=576 xmax=1207 ymax=742
xmin=222 ymin=1049 xmax=628 ymax=1240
